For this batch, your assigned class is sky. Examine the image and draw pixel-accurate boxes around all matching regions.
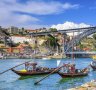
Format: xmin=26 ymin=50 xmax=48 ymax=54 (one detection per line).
xmin=0 ymin=0 xmax=96 ymax=29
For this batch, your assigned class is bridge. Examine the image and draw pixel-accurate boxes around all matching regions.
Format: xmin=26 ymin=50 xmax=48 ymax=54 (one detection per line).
xmin=29 ymin=26 xmax=96 ymax=36
xmin=29 ymin=26 xmax=96 ymax=53
xmin=64 ymin=26 xmax=96 ymax=53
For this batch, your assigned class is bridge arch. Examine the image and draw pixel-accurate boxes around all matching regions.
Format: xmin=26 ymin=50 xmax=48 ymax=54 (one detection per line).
xmin=64 ymin=27 xmax=96 ymax=53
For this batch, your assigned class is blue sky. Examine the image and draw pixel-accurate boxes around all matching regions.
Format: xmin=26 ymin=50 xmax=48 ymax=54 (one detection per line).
xmin=0 ymin=0 xmax=96 ymax=29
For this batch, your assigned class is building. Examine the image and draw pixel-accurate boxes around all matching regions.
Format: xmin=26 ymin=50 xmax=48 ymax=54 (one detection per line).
xmin=19 ymin=27 xmax=27 ymax=35
xmin=7 ymin=26 xmax=19 ymax=34
xmin=11 ymin=35 xmax=36 ymax=44
xmin=25 ymin=29 xmax=38 ymax=33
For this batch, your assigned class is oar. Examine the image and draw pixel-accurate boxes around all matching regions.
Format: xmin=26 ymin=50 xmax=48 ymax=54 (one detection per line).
xmin=34 ymin=65 xmax=64 ymax=85
xmin=0 ymin=60 xmax=31 ymax=75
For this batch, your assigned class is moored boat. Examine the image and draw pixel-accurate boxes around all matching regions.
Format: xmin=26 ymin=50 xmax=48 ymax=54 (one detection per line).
xmin=58 ymin=32 xmax=89 ymax=78
xmin=58 ymin=71 xmax=88 ymax=78
xmin=11 ymin=68 xmax=57 ymax=76
xmin=58 ymin=63 xmax=89 ymax=78
xmin=11 ymin=62 xmax=58 ymax=76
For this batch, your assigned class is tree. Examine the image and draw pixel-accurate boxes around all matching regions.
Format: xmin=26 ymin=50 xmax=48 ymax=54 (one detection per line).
xmin=0 ymin=40 xmax=4 ymax=44
xmin=93 ymin=33 xmax=96 ymax=40
xmin=49 ymin=28 xmax=57 ymax=32
xmin=15 ymin=42 xmax=21 ymax=47
xmin=92 ymin=34 xmax=96 ymax=49
xmin=46 ymin=34 xmax=60 ymax=51
xmin=23 ymin=41 xmax=29 ymax=45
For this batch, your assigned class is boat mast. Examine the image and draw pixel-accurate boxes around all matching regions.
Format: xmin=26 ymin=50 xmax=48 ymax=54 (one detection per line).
xmin=30 ymin=34 xmax=33 ymax=58
xmin=35 ymin=30 xmax=38 ymax=59
xmin=72 ymin=31 xmax=75 ymax=64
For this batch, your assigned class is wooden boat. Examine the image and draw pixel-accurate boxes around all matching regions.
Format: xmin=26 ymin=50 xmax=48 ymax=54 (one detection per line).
xmin=57 ymin=64 xmax=89 ymax=78
xmin=11 ymin=62 xmax=58 ymax=76
xmin=57 ymin=32 xmax=89 ymax=78
xmin=58 ymin=71 xmax=88 ymax=78
xmin=11 ymin=68 xmax=58 ymax=76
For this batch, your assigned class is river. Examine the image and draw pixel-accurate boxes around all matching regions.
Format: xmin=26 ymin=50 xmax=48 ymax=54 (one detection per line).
xmin=0 ymin=58 xmax=96 ymax=90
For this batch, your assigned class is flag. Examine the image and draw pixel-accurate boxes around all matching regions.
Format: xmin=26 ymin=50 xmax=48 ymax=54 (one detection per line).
xmin=57 ymin=60 xmax=61 ymax=67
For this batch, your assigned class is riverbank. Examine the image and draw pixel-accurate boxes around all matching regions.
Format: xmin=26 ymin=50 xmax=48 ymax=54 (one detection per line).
xmin=68 ymin=80 xmax=96 ymax=90
xmin=0 ymin=54 xmax=67 ymax=59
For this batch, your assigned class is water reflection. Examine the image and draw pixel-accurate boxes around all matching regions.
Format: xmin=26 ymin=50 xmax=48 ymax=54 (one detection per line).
xmin=19 ymin=75 xmax=46 ymax=80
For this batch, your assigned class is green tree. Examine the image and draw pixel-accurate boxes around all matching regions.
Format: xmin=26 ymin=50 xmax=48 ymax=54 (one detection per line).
xmin=46 ymin=34 xmax=60 ymax=50
xmin=0 ymin=41 xmax=4 ymax=44
xmin=23 ymin=41 xmax=29 ymax=45
xmin=19 ymin=32 xmax=24 ymax=36
xmin=93 ymin=33 xmax=96 ymax=40
xmin=49 ymin=28 xmax=57 ymax=32
xmin=76 ymin=41 xmax=84 ymax=50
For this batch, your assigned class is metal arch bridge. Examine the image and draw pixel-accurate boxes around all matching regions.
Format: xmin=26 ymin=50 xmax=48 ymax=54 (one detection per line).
xmin=28 ymin=26 xmax=96 ymax=53
xmin=64 ymin=26 xmax=96 ymax=53
xmin=29 ymin=26 xmax=96 ymax=36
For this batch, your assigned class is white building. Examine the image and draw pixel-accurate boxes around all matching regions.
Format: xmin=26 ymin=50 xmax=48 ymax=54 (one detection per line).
xmin=11 ymin=36 xmax=36 ymax=44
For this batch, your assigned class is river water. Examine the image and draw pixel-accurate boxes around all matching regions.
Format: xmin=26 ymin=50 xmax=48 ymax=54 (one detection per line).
xmin=0 ymin=58 xmax=96 ymax=90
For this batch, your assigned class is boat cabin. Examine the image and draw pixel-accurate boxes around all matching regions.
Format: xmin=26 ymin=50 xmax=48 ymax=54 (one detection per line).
xmin=25 ymin=62 xmax=54 ymax=72
xmin=60 ymin=63 xmax=88 ymax=74
xmin=60 ymin=63 xmax=76 ymax=73
xmin=25 ymin=62 xmax=37 ymax=71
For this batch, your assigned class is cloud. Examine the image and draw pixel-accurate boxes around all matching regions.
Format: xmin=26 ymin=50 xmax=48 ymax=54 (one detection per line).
xmin=0 ymin=11 xmax=39 ymax=27
xmin=63 ymin=3 xmax=79 ymax=10
xmin=51 ymin=21 xmax=91 ymax=36
xmin=51 ymin=21 xmax=90 ymax=30
xmin=0 ymin=0 xmax=79 ymax=15
xmin=14 ymin=2 xmax=79 ymax=15
xmin=0 ymin=0 xmax=40 ymax=27
xmin=0 ymin=0 xmax=79 ymax=28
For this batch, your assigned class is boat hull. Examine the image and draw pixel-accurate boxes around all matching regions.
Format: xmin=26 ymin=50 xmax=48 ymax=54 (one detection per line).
xmin=11 ymin=69 xmax=58 ymax=76
xmin=58 ymin=72 xmax=88 ymax=78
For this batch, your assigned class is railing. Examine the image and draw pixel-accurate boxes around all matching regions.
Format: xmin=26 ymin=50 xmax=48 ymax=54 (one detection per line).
xmin=29 ymin=26 xmax=96 ymax=36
